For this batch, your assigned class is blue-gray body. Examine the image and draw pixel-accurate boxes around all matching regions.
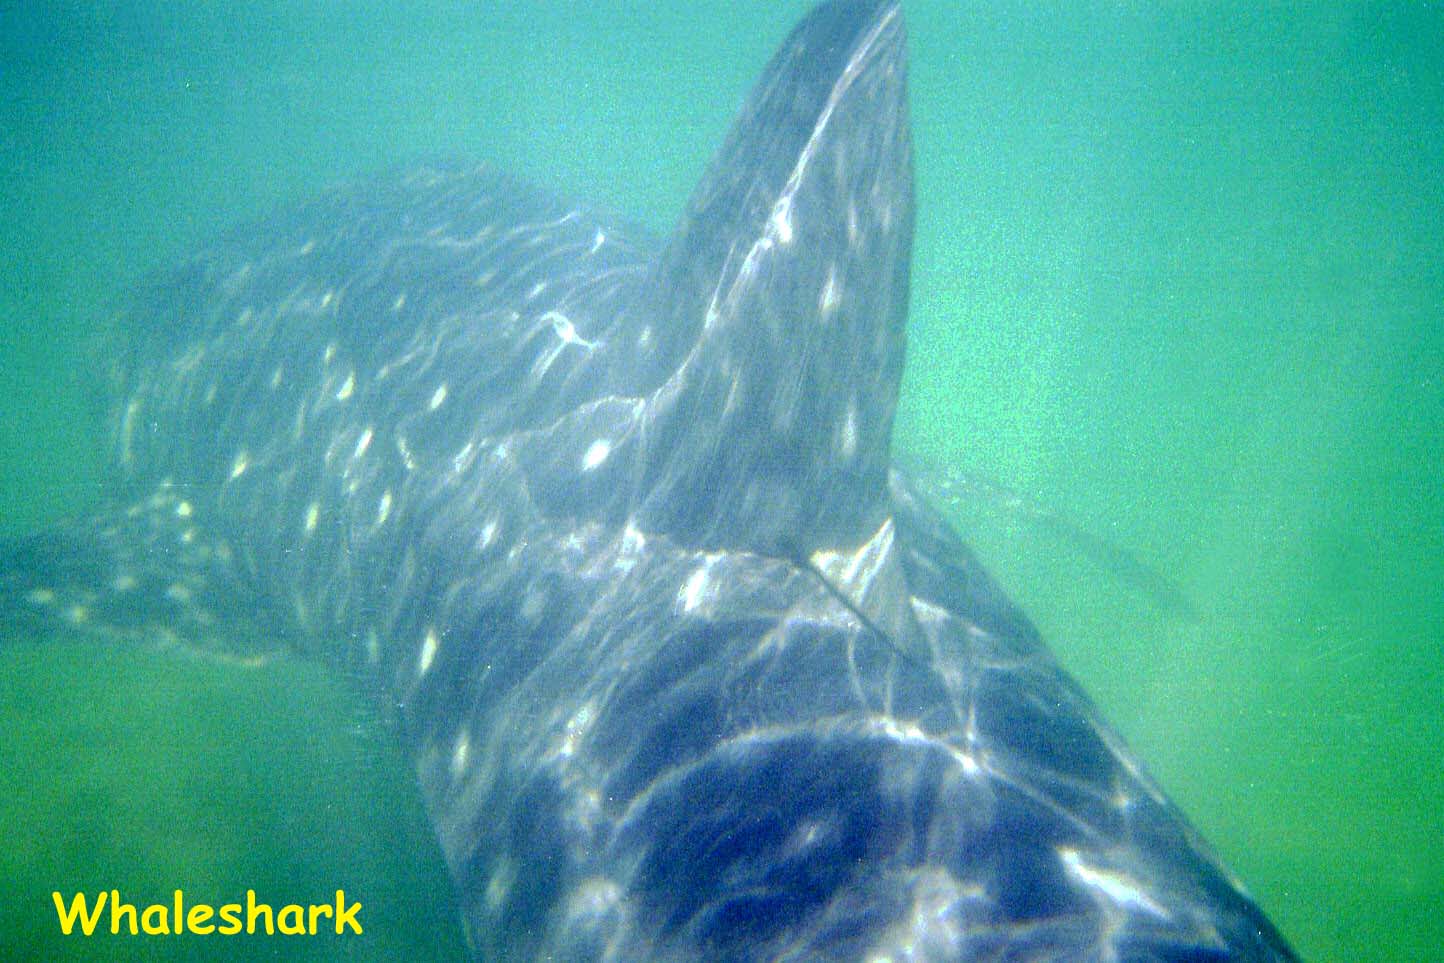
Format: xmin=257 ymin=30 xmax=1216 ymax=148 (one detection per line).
xmin=2 ymin=1 xmax=1296 ymax=959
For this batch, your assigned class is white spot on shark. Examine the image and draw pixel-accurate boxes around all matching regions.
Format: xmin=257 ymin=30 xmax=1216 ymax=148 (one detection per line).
xmin=550 ymin=702 xmax=595 ymax=761
xmin=486 ymin=858 xmax=515 ymax=910
xmin=564 ymin=878 xmax=622 ymax=927
xmin=520 ymin=585 xmax=547 ymax=624
xmin=680 ymin=556 xmax=720 ymax=614
xmin=451 ymin=730 xmax=471 ymax=777
xmin=452 ymin=441 xmax=476 ymax=475
xmin=396 ymin=435 xmax=417 ymax=471
xmin=819 ymin=264 xmax=841 ymax=318
xmin=582 ymin=439 xmax=612 ymax=470
xmin=418 ymin=627 xmax=439 ymax=674
xmin=838 ymin=399 xmax=858 ymax=459
xmin=614 ymin=521 xmax=646 ymax=574
xmin=120 ymin=399 xmax=140 ymax=465
xmin=173 ymin=344 xmax=206 ymax=375
xmin=353 ymin=426 xmax=374 ymax=460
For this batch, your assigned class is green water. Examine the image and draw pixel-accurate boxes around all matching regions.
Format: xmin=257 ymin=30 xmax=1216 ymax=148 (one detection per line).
xmin=1 ymin=2 xmax=1439 ymax=960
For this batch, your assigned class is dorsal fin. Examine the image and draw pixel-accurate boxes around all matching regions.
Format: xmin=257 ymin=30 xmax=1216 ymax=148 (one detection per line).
xmin=634 ymin=0 xmax=912 ymax=559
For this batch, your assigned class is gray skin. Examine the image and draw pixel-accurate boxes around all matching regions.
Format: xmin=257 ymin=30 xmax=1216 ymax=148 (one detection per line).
xmin=1 ymin=1 xmax=1297 ymax=960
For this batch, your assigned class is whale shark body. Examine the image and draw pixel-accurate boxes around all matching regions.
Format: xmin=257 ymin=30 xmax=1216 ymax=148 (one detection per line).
xmin=2 ymin=1 xmax=1297 ymax=959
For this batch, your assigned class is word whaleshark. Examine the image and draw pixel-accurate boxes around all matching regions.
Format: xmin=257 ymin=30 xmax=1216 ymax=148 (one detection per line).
xmin=2 ymin=0 xmax=1298 ymax=959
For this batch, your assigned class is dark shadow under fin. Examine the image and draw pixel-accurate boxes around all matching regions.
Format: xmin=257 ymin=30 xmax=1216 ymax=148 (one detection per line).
xmin=901 ymin=457 xmax=1202 ymax=623
xmin=0 ymin=494 xmax=282 ymax=667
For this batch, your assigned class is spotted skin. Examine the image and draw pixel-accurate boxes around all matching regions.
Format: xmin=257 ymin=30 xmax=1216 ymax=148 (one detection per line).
xmin=1 ymin=1 xmax=1296 ymax=960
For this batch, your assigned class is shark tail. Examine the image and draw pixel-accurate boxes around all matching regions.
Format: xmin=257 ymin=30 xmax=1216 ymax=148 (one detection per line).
xmin=0 ymin=492 xmax=278 ymax=666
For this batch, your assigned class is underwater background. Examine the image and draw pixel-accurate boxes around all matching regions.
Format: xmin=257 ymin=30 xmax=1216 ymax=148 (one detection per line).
xmin=0 ymin=1 xmax=1439 ymax=960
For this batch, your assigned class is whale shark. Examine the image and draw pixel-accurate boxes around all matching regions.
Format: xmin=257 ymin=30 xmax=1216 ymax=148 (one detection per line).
xmin=1 ymin=0 xmax=1298 ymax=959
